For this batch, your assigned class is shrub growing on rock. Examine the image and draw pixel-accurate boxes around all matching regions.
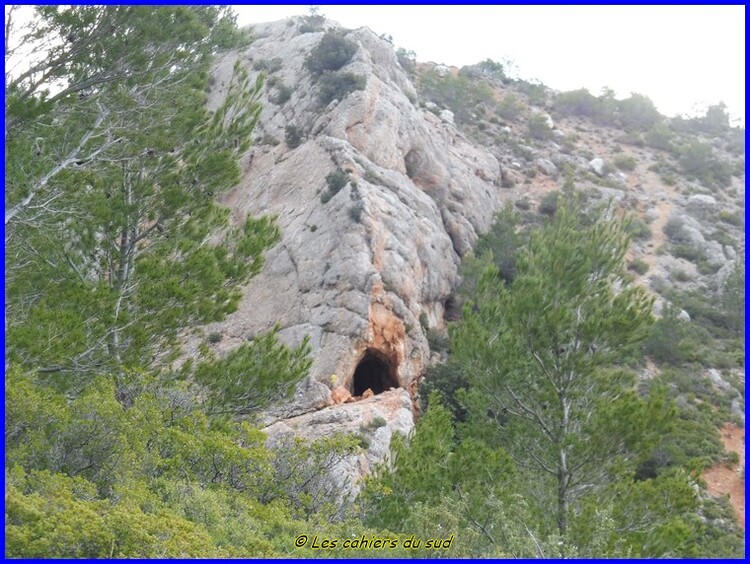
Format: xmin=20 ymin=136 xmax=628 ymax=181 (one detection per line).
xmin=317 ymin=71 xmax=366 ymax=105
xmin=320 ymin=168 xmax=350 ymax=204
xmin=305 ymin=31 xmax=358 ymax=74
xmin=539 ymin=190 xmax=560 ymax=216
xmin=528 ymin=113 xmax=553 ymax=140
xmin=285 ymin=125 xmax=302 ymax=148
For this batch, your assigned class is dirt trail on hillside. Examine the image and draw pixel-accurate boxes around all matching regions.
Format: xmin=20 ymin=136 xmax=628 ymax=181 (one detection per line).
xmin=702 ymin=424 xmax=745 ymax=529
xmin=632 ymin=167 xmax=678 ymax=286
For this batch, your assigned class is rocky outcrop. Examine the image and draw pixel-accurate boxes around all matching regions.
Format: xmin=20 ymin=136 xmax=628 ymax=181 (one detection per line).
xmin=185 ymin=17 xmax=744 ymax=496
xmin=197 ymin=19 xmax=507 ymax=423
xmin=264 ymin=387 xmax=414 ymax=497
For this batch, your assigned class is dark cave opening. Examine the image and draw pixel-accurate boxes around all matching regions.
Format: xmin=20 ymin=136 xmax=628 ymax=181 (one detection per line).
xmin=352 ymin=349 xmax=399 ymax=396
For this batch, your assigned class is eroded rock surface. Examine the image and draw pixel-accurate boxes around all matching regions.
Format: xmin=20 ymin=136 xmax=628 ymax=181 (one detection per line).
xmin=194 ymin=19 xmax=508 ymax=422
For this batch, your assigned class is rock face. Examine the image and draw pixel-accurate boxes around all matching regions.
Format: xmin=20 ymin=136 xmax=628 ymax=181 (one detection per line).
xmin=199 ymin=21 xmax=507 ymax=429
xmin=264 ymin=387 xmax=414 ymax=498
xmin=189 ymin=17 xmax=745 ymax=496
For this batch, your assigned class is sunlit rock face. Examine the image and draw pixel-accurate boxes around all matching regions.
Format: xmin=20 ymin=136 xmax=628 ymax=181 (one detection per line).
xmin=198 ymin=17 xmax=507 ymax=426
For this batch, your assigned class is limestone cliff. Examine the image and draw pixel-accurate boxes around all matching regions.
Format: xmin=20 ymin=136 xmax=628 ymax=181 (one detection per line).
xmin=197 ymin=19 xmax=507 ymax=424
xmin=188 ymin=17 xmax=744 ymax=489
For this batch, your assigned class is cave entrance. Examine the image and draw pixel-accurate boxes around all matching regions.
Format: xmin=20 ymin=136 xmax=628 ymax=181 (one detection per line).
xmin=352 ymin=349 xmax=399 ymax=396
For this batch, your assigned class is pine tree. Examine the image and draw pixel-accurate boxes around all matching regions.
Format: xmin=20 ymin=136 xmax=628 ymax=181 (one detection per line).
xmin=452 ymin=200 xmax=655 ymax=538
xmin=5 ymin=7 xmax=277 ymax=391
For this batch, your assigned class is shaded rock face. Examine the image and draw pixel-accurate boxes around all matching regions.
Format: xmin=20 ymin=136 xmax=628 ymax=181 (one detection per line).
xmin=200 ymin=19 xmax=507 ymax=421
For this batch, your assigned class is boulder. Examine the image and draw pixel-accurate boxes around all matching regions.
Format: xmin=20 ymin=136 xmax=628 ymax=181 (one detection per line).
xmin=439 ymin=109 xmax=454 ymax=124
xmin=706 ymin=369 xmax=731 ymax=392
xmin=536 ymin=158 xmax=558 ymax=178
xmin=434 ymin=64 xmax=450 ymax=77
xmin=589 ymin=157 xmax=605 ymax=176
xmin=331 ymin=386 xmax=352 ymax=404
xmin=686 ymin=194 xmax=717 ymax=216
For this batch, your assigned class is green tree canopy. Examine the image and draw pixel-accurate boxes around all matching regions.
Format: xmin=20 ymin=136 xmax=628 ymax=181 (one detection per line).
xmin=451 ymin=200 xmax=656 ymax=537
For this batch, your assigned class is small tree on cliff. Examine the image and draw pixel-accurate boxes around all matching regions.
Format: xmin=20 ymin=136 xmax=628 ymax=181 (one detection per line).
xmin=452 ymin=200 xmax=657 ymax=539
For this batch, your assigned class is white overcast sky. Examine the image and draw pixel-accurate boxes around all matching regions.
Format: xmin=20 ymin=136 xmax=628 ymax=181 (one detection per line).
xmin=232 ymin=4 xmax=745 ymax=125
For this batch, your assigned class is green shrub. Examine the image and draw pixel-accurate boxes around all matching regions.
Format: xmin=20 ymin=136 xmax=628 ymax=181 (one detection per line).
xmin=207 ymin=332 xmax=222 ymax=344
xmin=718 ymin=210 xmax=743 ymax=227
xmin=396 ymin=48 xmax=416 ymax=73
xmin=671 ymin=269 xmax=692 ymax=283
xmin=327 ymin=169 xmax=349 ymax=192
xmin=678 ymin=140 xmax=733 ymax=188
xmin=305 ymin=32 xmax=358 ymax=74
xmin=497 ymin=93 xmax=523 ymax=120
xmin=364 ymin=169 xmax=383 ymax=186
xmin=271 ymin=84 xmax=292 ymax=105
xmin=418 ymin=359 xmax=468 ymax=421
xmin=617 ymin=93 xmax=662 ymax=130
xmin=671 ymin=244 xmax=705 ymax=264
xmin=515 ymin=197 xmax=531 ymax=210
xmin=628 ymin=258 xmax=649 ymax=275
xmin=284 ymin=125 xmax=302 ymax=148
xmin=555 ymin=88 xmax=615 ymax=124
xmin=348 ymin=203 xmax=363 ymax=223
xmin=660 ymin=172 xmax=677 ymax=186
xmin=426 ymin=328 xmax=449 ymax=353
xmin=516 ymin=79 xmax=547 ymax=106
xmin=360 ymin=416 xmax=388 ymax=432
xmin=317 ymin=71 xmax=366 ymax=105
xmin=696 ymin=259 xmax=721 ymax=276
xmin=617 ymin=132 xmax=645 ymax=147
xmin=644 ymin=306 xmax=708 ymax=366
xmin=644 ymin=122 xmax=674 ymax=151
xmin=555 ymin=88 xmax=599 ymax=117
xmin=662 ymin=217 xmax=685 ymax=241
xmin=476 ymin=58 xmax=507 ymax=81
xmin=418 ymin=312 xmax=429 ymax=330
xmin=613 ymin=154 xmax=637 ymax=171
xmin=299 ymin=10 xmax=325 ymax=33
xmin=474 ymin=204 xmax=522 ymax=284
xmin=320 ymin=168 xmax=349 ymax=204
xmin=627 ymin=218 xmax=651 ymax=240
xmin=539 ymin=190 xmax=559 ymax=216
xmin=253 ymin=58 xmax=283 ymax=73
xmin=528 ymin=113 xmax=552 ymax=140
xmin=418 ymin=70 xmax=493 ymax=124
xmin=726 ymin=127 xmax=745 ymax=156
xmin=705 ymin=228 xmax=735 ymax=248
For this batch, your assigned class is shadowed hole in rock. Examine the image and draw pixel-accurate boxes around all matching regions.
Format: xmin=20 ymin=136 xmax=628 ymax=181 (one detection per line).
xmin=352 ymin=349 xmax=399 ymax=396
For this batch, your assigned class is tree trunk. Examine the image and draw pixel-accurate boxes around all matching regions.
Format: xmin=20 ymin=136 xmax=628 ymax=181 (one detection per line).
xmin=557 ymin=395 xmax=571 ymax=537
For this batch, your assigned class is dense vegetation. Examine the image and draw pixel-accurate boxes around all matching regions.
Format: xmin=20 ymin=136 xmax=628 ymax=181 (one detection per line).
xmin=5 ymin=7 xmax=744 ymax=558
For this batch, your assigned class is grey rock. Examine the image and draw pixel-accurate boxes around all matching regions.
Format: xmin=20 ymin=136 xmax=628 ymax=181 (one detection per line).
xmin=263 ymin=388 xmax=414 ymax=499
xmin=589 ymin=157 xmax=605 ymax=176
xmin=676 ymin=309 xmax=691 ymax=322
xmin=730 ymin=398 xmax=744 ymax=423
xmin=716 ymin=260 xmax=738 ymax=289
xmin=701 ymin=240 xmax=726 ymax=268
xmin=196 ymin=21 xmax=508 ymax=444
xmin=706 ymin=369 xmax=731 ymax=391
xmin=533 ymin=111 xmax=554 ymax=129
xmin=434 ymin=64 xmax=450 ymax=77
xmin=439 ymin=109 xmax=454 ymax=124
xmin=686 ymin=194 xmax=717 ymax=216
xmin=644 ymin=207 xmax=660 ymax=222
xmin=536 ymin=158 xmax=558 ymax=178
